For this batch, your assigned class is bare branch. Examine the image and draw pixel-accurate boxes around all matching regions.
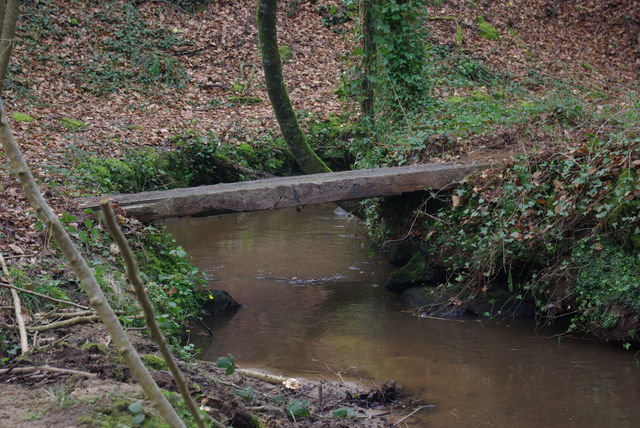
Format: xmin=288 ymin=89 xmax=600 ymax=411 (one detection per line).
xmin=100 ymin=199 xmax=218 ymax=428
xmin=0 ymin=252 xmax=28 ymax=354
xmin=0 ymin=280 xmax=90 ymax=310
xmin=0 ymin=364 xmax=97 ymax=378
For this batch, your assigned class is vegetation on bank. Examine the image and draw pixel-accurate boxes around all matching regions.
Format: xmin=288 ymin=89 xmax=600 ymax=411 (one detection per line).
xmin=0 ymin=209 xmax=208 ymax=360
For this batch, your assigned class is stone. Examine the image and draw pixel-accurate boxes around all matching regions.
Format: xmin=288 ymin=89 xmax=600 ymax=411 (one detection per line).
xmin=201 ymin=289 xmax=241 ymax=316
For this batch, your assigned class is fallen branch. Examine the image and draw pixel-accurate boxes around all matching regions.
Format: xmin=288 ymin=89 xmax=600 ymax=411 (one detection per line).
xmin=101 ymin=199 xmax=217 ymax=428
xmin=394 ymin=405 xmax=435 ymax=425
xmin=0 ymin=314 xmax=100 ymax=332
xmin=236 ymin=368 xmax=287 ymax=385
xmin=0 ymin=364 xmax=97 ymax=378
xmin=0 ymin=280 xmax=89 ymax=309
xmin=0 ymin=252 xmax=28 ymax=354
xmin=35 ymin=310 xmax=125 ymax=319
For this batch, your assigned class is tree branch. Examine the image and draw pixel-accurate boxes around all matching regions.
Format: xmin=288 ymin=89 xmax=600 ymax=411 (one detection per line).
xmin=0 ymin=364 xmax=97 ymax=378
xmin=100 ymin=199 xmax=218 ymax=428
xmin=0 ymin=280 xmax=90 ymax=310
xmin=0 ymin=100 xmax=185 ymax=428
xmin=0 ymin=252 xmax=28 ymax=354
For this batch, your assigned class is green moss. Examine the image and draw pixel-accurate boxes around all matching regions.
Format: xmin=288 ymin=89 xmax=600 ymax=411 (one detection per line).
xmin=227 ymin=95 xmax=262 ymax=105
xmin=12 ymin=112 xmax=35 ymax=122
xmin=81 ymin=342 xmax=111 ymax=355
xmin=141 ymin=354 xmax=169 ymax=371
xmin=59 ymin=117 xmax=86 ymax=130
xmin=278 ymin=44 xmax=292 ymax=62
xmin=477 ymin=16 xmax=499 ymax=40
xmin=77 ymin=397 xmax=165 ymax=428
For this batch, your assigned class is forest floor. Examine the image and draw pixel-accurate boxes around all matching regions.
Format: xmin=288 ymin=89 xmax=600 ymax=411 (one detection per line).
xmin=0 ymin=0 xmax=638 ymax=426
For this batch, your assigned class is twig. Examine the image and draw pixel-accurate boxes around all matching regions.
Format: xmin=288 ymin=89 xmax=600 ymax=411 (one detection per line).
xmin=1 ymin=253 xmax=37 ymax=259
xmin=35 ymin=310 xmax=125 ymax=319
xmin=0 ymin=281 xmax=89 ymax=309
xmin=394 ymin=405 xmax=434 ymax=425
xmin=194 ymin=317 xmax=214 ymax=337
xmin=311 ymin=358 xmax=355 ymax=385
xmin=100 ymin=200 xmax=217 ymax=428
xmin=1 ymin=314 xmax=144 ymax=332
xmin=0 ymin=364 xmax=96 ymax=378
xmin=0 ymin=252 xmax=28 ymax=354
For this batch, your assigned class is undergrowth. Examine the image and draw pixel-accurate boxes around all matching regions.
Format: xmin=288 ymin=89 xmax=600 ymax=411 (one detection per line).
xmin=0 ymin=210 xmax=209 ymax=360
xmin=73 ymin=131 xmax=293 ymax=194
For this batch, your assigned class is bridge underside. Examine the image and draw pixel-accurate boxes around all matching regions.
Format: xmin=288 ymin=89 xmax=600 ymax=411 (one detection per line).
xmin=80 ymin=163 xmax=481 ymax=222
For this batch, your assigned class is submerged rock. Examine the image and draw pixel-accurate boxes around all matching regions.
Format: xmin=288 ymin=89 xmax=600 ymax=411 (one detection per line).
xmin=400 ymin=287 xmax=466 ymax=317
xmin=385 ymin=252 xmax=444 ymax=293
xmin=468 ymin=298 xmax=535 ymax=319
xmin=201 ymin=289 xmax=241 ymax=316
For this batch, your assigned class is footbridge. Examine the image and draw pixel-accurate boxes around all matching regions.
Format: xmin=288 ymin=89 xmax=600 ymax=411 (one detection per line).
xmin=80 ymin=163 xmax=481 ymax=222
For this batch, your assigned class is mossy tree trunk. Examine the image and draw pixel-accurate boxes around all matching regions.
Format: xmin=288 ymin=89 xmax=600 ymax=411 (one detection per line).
xmin=0 ymin=0 xmax=18 ymax=91
xmin=256 ymin=0 xmax=330 ymax=174
xmin=359 ymin=0 xmax=376 ymax=118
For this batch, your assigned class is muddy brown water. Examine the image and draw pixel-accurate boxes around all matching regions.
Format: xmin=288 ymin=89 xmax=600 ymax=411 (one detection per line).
xmin=165 ymin=205 xmax=640 ymax=427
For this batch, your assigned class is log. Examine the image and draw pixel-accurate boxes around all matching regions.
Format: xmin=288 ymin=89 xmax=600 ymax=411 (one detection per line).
xmin=80 ymin=163 xmax=482 ymax=222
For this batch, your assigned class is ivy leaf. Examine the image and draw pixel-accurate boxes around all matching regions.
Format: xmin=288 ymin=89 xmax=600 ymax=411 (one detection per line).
xmin=215 ymin=354 xmax=236 ymax=375
xmin=133 ymin=413 xmax=146 ymax=425
xmin=286 ymin=400 xmax=310 ymax=420
xmin=332 ymin=407 xmax=356 ymax=418
xmin=128 ymin=400 xmax=143 ymax=414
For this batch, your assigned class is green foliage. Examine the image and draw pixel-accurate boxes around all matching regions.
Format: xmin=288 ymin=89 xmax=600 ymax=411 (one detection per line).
xmin=367 ymin=133 xmax=639 ymax=336
xmin=77 ymin=149 xmax=171 ymax=193
xmin=316 ymin=3 xmax=352 ymax=32
xmin=332 ymin=407 xmax=357 ymax=418
xmin=235 ymin=387 xmax=257 ymax=402
xmin=572 ymin=240 xmax=640 ymax=331
xmin=346 ymin=0 xmax=429 ymax=115
xmin=215 ymin=354 xmax=237 ymax=375
xmin=286 ymin=400 xmax=310 ymax=421
xmin=306 ymin=114 xmax=363 ymax=170
xmin=369 ymin=0 xmax=430 ymax=109
xmin=278 ymin=45 xmax=293 ymax=63
xmin=80 ymin=391 xmax=214 ymax=428
xmin=75 ymin=131 xmax=292 ymax=194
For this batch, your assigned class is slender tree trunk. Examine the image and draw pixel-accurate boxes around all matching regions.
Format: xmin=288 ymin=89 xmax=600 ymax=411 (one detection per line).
xmin=0 ymin=0 xmax=18 ymax=91
xmin=0 ymin=101 xmax=186 ymax=428
xmin=100 ymin=200 xmax=216 ymax=428
xmin=256 ymin=0 xmax=330 ymax=174
xmin=360 ymin=0 xmax=375 ymax=118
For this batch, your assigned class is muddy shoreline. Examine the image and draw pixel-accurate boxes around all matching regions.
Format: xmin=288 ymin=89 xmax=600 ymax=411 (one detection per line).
xmin=0 ymin=323 xmax=408 ymax=427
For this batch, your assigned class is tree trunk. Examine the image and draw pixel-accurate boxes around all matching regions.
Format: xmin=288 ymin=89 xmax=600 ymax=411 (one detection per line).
xmin=256 ymin=0 xmax=330 ymax=174
xmin=359 ymin=0 xmax=375 ymax=118
xmin=0 ymin=0 xmax=18 ymax=91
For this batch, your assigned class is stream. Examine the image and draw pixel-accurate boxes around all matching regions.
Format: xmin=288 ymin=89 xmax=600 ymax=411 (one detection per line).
xmin=166 ymin=204 xmax=640 ymax=427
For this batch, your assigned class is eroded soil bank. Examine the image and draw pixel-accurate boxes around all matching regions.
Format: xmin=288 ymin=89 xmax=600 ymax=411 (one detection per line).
xmin=0 ymin=323 xmax=402 ymax=427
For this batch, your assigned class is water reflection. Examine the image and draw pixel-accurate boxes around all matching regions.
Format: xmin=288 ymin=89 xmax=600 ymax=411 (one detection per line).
xmin=166 ymin=205 xmax=640 ymax=427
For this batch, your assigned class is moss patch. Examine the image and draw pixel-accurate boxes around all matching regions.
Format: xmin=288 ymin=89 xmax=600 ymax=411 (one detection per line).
xmin=141 ymin=354 xmax=168 ymax=371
